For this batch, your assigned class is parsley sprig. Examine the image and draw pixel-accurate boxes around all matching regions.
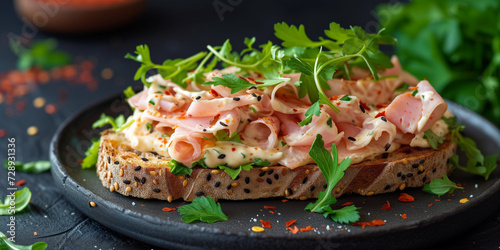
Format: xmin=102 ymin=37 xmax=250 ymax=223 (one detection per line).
xmin=178 ymin=196 xmax=228 ymax=223
xmin=423 ymin=174 xmax=463 ymax=197
xmin=305 ymin=134 xmax=360 ymax=224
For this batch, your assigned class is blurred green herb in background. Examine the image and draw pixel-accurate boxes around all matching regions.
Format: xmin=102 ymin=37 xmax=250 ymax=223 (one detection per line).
xmin=378 ymin=0 xmax=500 ymax=126
xmin=9 ymin=38 xmax=72 ymax=70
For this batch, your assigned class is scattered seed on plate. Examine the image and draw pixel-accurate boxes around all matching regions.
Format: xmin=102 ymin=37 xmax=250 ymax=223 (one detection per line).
xmin=251 ymin=226 xmax=264 ymax=232
xmin=89 ymin=201 xmax=96 ymax=207
xmin=101 ymin=68 xmax=114 ymax=80
xmin=27 ymin=126 xmax=38 ymax=136
xmin=33 ymin=97 xmax=46 ymax=108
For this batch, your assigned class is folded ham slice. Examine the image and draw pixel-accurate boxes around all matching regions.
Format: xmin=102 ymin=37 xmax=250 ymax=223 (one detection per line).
xmin=240 ymin=116 xmax=280 ymax=150
xmin=167 ymin=128 xmax=206 ymax=165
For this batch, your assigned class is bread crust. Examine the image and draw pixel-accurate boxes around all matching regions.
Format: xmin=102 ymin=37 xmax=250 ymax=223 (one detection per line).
xmin=97 ymin=130 xmax=456 ymax=201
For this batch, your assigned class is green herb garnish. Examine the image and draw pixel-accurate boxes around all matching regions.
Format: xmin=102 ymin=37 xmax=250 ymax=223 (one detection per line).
xmin=0 ymin=187 xmax=31 ymax=215
xmin=168 ymin=160 xmax=193 ymax=176
xmin=423 ymin=174 xmax=463 ymax=197
xmin=219 ymin=164 xmax=253 ymax=180
xmin=214 ymin=130 xmax=242 ymax=143
xmin=178 ymin=196 xmax=228 ymax=223
xmin=423 ymin=129 xmax=445 ymax=150
xmin=0 ymin=231 xmax=47 ymax=250
xmin=305 ymin=134 xmax=360 ymax=223
xmin=339 ymin=95 xmax=351 ymax=101
xmin=3 ymin=160 xmax=50 ymax=173
xmin=9 ymin=38 xmax=71 ymax=71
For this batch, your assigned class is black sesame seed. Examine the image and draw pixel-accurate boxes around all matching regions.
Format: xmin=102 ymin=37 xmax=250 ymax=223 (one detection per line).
xmin=397 ymin=172 xmax=402 ymax=177
xmin=384 ymin=143 xmax=391 ymax=151
xmin=348 ymin=136 xmax=356 ymax=141
xmin=412 ymin=164 xmax=419 ymax=168
xmin=274 ymin=174 xmax=279 ymax=180
xmin=203 ymin=129 xmax=207 ymax=132
xmin=266 ymin=178 xmax=272 ymax=185
xmin=134 ymin=166 xmax=142 ymax=171
xmin=206 ymin=173 xmax=212 ymax=181
xmin=123 ymin=180 xmax=131 ymax=184
xmin=233 ymin=97 xmax=241 ymax=101
xmin=245 ymin=177 xmax=250 ymax=184
xmin=259 ymin=171 xmax=266 ymax=177
xmin=218 ymin=154 xmax=226 ymax=159
xmin=248 ymin=86 xmax=257 ymax=90
xmin=420 ymin=159 xmax=425 ymax=164
xmin=384 ymin=185 xmax=391 ymax=190
xmin=422 ymin=177 xmax=427 ymax=183
xmin=417 ymin=170 xmax=424 ymax=175
xmin=247 ymin=119 xmax=252 ymax=123
xmin=406 ymin=173 xmax=414 ymax=178
xmin=215 ymin=181 xmax=221 ymax=188
xmin=310 ymin=185 xmax=315 ymax=192
xmin=134 ymin=176 xmax=140 ymax=182
xmin=141 ymin=177 xmax=146 ymax=184
xmin=244 ymin=188 xmax=250 ymax=194
xmin=227 ymin=184 xmax=232 ymax=190
xmin=153 ymin=188 xmax=161 ymax=193
xmin=381 ymin=116 xmax=387 ymax=122
xmin=382 ymin=153 xmax=389 ymax=159
xmin=432 ymin=168 xmax=436 ymax=173
xmin=401 ymin=175 xmax=406 ymax=181
xmin=114 ymin=161 xmax=119 ymax=165
xmin=107 ymin=156 xmax=111 ymax=164
xmin=195 ymin=192 xmax=204 ymax=197
xmin=257 ymin=96 xmax=262 ymax=102
xmin=252 ymin=93 xmax=258 ymax=97
xmin=287 ymin=188 xmax=293 ymax=195
xmin=195 ymin=96 xmax=201 ymax=100
xmin=323 ymin=184 xmax=327 ymax=189
xmin=141 ymin=157 xmax=149 ymax=162
xmin=267 ymin=170 xmax=274 ymax=175
xmin=219 ymin=121 xmax=228 ymax=127
xmin=359 ymin=104 xmax=365 ymax=113
xmin=302 ymin=177 xmax=308 ymax=184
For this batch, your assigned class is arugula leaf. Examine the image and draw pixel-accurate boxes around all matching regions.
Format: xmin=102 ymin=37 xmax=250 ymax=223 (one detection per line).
xmin=203 ymin=74 xmax=286 ymax=94
xmin=168 ymin=160 xmax=193 ymax=176
xmin=178 ymin=196 xmax=228 ymax=223
xmin=423 ymin=129 xmax=445 ymax=150
xmin=305 ymin=134 xmax=359 ymax=223
xmin=443 ymin=116 xmax=498 ymax=180
xmin=0 ymin=187 xmax=31 ymax=215
xmin=423 ymin=174 xmax=463 ymax=196
xmin=298 ymin=101 xmax=321 ymax=126
xmin=9 ymin=38 xmax=72 ymax=71
xmin=81 ymin=139 xmax=100 ymax=169
xmin=214 ymin=130 xmax=242 ymax=143
xmin=274 ymin=22 xmax=338 ymax=51
xmin=219 ymin=164 xmax=253 ymax=180
xmin=0 ymin=231 xmax=47 ymax=250
xmin=3 ymin=160 xmax=50 ymax=173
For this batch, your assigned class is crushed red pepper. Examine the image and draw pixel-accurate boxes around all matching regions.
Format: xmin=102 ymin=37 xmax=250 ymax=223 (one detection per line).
xmin=341 ymin=202 xmax=354 ymax=207
xmin=15 ymin=179 xmax=26 ymax=186
xmin=287 ymin=226 xmax=299 ymax=234
xmin=285 ymin=220 xmax=296 ymax=227
xmin=401 ymin=213 xmax=407 ymax=219
xmin=381 ymin=200 xmax=391 ymax=211
xmin=300 ymin=226 xmax=314 ymax=232
xmin=263 ymin=206 xmax=276 ymax=209
xmin=260 ymin=220 xmax=271 ymax=229
xmin=353 ymin=220 xmax=386 ymax=228
xmin=398 ymin=193 xmax=415 ymax=202
xmin=162 ymin=207 xmax=176 ymax=212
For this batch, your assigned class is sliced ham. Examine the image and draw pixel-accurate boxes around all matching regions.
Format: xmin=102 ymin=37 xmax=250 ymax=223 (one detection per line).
xmin=385 ymin=80 xmax=447 ymax=134
xmin=269 ymin=80 xmax=309 ymax=114
xmin=240 ymin=116 xmax=280 ymax=150
xmin=167 ymin=127 xmax=206 ymax=165
xmin=277 ymin=146 xmax=313 ymax=169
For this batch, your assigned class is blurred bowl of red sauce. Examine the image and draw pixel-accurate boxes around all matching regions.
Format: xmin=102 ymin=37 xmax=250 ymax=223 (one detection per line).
xmin=14 ymin=0 xmax=147 ymax=33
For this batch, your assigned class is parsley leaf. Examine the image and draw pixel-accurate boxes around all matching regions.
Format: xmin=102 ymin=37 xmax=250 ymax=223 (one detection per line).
xmin=0 ymin=231 xmax=47 ymax=250
xmin=423 ymin=174 xmax=463 ymax=196
xmin=178 ymin=196 xmax=228 ymax=223
xmin=219 ymin=164 xmax=253 ymax=180
xmin=4 ymin=160 xmax=50 ymax=173
xmin=0 ymin=187 xmax=32 ymax=215
xmin=81 ymin=139 xmax=100 ymax=169
xmin=168 ymin=160 xmax=193 ymax=176
xmin=214 ymin=131 xmax=242 ymax=143
xmin=252 ymin=158 xmax=270 ymax=167
xmin=298 ymin=101 xmax=321 ymax=126
xmin=9 ymin=38 xmax=72 ymax=71
xmin=423 ymin=129 xmax=445 ymax=150
xmin=203 ymin=74 xmax=286 ymax=94
xmin=339 ymin=95 xmax=351 ymax=101
xmin=305 ymin=134 xmax=359 ymax=223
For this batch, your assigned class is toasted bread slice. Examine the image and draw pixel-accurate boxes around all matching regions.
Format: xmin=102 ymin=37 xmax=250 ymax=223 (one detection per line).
xmin=96 ymin=130 xmax=456 ymax=201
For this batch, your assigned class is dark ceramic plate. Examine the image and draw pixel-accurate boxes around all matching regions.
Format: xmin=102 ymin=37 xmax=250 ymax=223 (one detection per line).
xmin=50 ymin=93 xmax=500 ymax=250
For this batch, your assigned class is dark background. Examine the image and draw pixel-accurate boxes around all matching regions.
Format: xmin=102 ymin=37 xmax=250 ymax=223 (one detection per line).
xmin=0 ymin=0 xmax=499 ymax=249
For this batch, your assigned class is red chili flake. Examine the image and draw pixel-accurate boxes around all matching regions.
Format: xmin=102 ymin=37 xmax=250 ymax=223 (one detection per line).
xmin=456 ymin=183 xmax=462 ymax=187
xmin=260 ymin=220 xmax=271 ymax=229
xmin=435 ymin=199 xmax=441 ymax=202
xmin=401 ymin=213 xmax=407 ymax=219
xmin=45 ymin=104 xmax=58 ymax=114
xmin=162 ymin=207 xmax=176 ymax=212
xmin=34 ymin=232 xmax=38 ymax=236
xmin=15 ymin=180 xmax=26 ymax=186
xmin=353 ymin=220 xmax=386 ymax=228
xmin=231 ymin=148 xmax=236 ymax=151
xmin=375 ymin=103 xmax=388 ymax=109
xmin=209 ymin=89 xmax=220 ymax=97
xmin=341 ymin=202 xmax=354 ymax=207
xmin=0 ymin=129 xmax=6 ymax=138
xmin=300 ymin=226 xmax=314 ymax=232
xmin=77 ymin=159 xmax=83 ymax=163
xmin=285 ymin=219 xmax=296 ymax=227
xmin=321 ymin=225 xmax=325 ymax=227
xmin=381 ymin=200 xmax=391 ymax=211
xmin=428 ymin=204 xmax=433 ymax=207
xmin=359 ymin=101 xmax=371 ymax=111
xmin=375 ymin=111 xmax=386 ymax=118
xmin=141 ymin=204 xmax=145 ymax=207
xmin=269 ymin=211 xmax=274 ymax=214
xmin=408 ymin=86 xmax=419 ymax=90
xmin=264 ymin=206 xmax=276 ymax=209
xmin=398 ymin=193 xmax=415 ymax=202
xmin=237 ymin=76 xmax=249 ymax=82
xmin=281 ymin=199 xmax=288 ymax=203
xmin=287 ymin=226 xmax=299 ymax=234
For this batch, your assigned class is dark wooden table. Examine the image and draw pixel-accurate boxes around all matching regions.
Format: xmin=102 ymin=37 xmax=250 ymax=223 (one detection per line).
xmin=0 ymin=0 xmax=499 ymax=249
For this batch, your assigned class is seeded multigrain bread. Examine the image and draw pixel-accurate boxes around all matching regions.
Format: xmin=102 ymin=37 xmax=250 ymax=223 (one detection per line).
xmin=96 ymin=130 xmax=456 ymax=202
